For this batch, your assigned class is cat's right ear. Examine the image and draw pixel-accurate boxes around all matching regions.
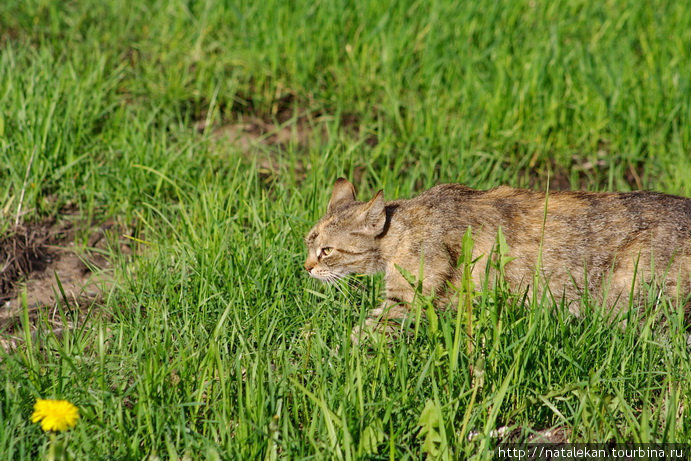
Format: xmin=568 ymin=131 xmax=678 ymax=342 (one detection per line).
xmin=327 ymin=178 xmax=356 ymax=213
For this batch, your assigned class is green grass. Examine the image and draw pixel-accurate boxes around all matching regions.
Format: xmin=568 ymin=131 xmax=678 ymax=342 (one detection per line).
xmin=1 ymin=0 xmax=691 ymax=458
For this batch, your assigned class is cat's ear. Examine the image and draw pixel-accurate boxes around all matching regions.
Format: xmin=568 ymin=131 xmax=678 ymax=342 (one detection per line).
xmin=328 ymin=178 xmax=356 ymax=213
xmin=359 ymin=190 xmax=386 ymax=235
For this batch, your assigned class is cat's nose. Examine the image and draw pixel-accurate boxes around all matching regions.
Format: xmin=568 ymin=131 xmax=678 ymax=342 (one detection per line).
xmin=304 ymin=262 xmax=314 ymax=273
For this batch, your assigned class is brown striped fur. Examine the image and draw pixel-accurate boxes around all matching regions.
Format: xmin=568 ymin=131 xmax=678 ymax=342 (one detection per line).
xmin=305 ymin=179 xmax=691 ymax=339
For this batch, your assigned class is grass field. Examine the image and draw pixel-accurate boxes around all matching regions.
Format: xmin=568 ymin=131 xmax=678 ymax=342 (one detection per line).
xmin=1 ymin=0 xmax=691 ymax=458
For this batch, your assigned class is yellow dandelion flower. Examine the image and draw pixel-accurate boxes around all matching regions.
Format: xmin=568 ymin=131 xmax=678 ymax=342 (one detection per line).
xmin=31 ymin=399 xmax=79 ymax=432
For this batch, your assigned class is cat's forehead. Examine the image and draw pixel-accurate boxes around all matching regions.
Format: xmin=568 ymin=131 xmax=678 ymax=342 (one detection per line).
xmin=305 ymin=217 xmax=332 ymax=245
xmin=305 ymin=213 xmax=350 ymax=244
xmin=305 ymin=227 xmax=321 ymax=245
xmin=305 ymin=203 xmax=363 ymax=244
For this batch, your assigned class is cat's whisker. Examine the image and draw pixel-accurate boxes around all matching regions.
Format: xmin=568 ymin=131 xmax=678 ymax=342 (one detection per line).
xmin=345 ymin=277 xmax=363 ymax=291
xmin=339 ymin=279 xmax=359 ymax=296
xmin=332 ymin=284 xmax=346 ymax=299
xmin=330 ymin=276 xmax=357 ymax=302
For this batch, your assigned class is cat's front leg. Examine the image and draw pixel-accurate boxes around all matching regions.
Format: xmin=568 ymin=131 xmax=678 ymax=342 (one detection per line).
xmin=350 ymin=269 xmax=415 ymax=344
xmin=350 ymin=302 xmax=408 ymax=345
xmin=368 ymin=293 xmax=412 ymax=321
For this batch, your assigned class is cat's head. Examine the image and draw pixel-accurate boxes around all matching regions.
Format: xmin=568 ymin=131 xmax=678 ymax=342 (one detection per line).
xmin=304 ymin=178 xmax=386 ymax=281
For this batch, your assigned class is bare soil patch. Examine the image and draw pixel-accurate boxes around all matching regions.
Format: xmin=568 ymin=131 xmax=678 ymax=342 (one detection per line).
xmin=1 ymin=213 xmax=133 ymax=351
xmin=201 ymin=114 xmax=318 ymax=159
xmin=518 ymin=154 xmax=645 ymax=191
xmin=516 ymin=140 xmax=647 ymax=191
xmin=195 ymin=92 xmax=376 ymax=184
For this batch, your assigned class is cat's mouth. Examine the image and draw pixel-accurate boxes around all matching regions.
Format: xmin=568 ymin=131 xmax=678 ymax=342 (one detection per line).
xmin=309 ymin=269 xmax=346 ymax=283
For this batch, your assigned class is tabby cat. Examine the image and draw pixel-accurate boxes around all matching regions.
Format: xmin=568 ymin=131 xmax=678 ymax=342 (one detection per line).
xmin=304 ymin=178 xmax=691 ymax=341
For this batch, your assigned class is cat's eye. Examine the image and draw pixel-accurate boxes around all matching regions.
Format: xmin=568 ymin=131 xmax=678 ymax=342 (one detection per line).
xmin=320 ymin=247 xmax=334 ymax=257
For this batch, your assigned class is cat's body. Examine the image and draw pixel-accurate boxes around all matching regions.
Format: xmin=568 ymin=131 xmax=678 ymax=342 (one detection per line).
xmin=305 ymin=179 xmax=691 ymax=338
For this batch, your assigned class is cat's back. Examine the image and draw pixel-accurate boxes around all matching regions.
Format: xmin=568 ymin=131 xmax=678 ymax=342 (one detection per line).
xmin=399 ymin=183 xmax=484 ymax=210
xmin=395 ymin=183 xmax=543 ymax=218
xmin=405 ymin=183 xmax=543 ymax=206
xmin=405 ymin=183 xmax=691 ymax=216
xmin=392 ymin=184 xmax=691 ymax=240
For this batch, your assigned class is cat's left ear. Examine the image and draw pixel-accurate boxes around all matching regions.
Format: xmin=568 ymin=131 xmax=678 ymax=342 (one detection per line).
xmin=328 ymin=178 xmax=357 ymax=213
xmin=359 ymin=190 xmax=386 ymax=235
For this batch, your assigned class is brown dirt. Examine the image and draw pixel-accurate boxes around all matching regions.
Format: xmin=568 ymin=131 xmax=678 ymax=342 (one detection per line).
xmin=196 ymin=90 xmax=310 ymax=149
xmin=518 ymin=144 xmax=646 ymax=191
xmin=0 ymin=213 xmax=134 ymax=352
xmin=197 ymin=99 xmax=376 ymax=183
xmin=200 ymin=110 xmax=374 ymax=149
xmin=203 ymin=114 xmax=317 ymax=150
